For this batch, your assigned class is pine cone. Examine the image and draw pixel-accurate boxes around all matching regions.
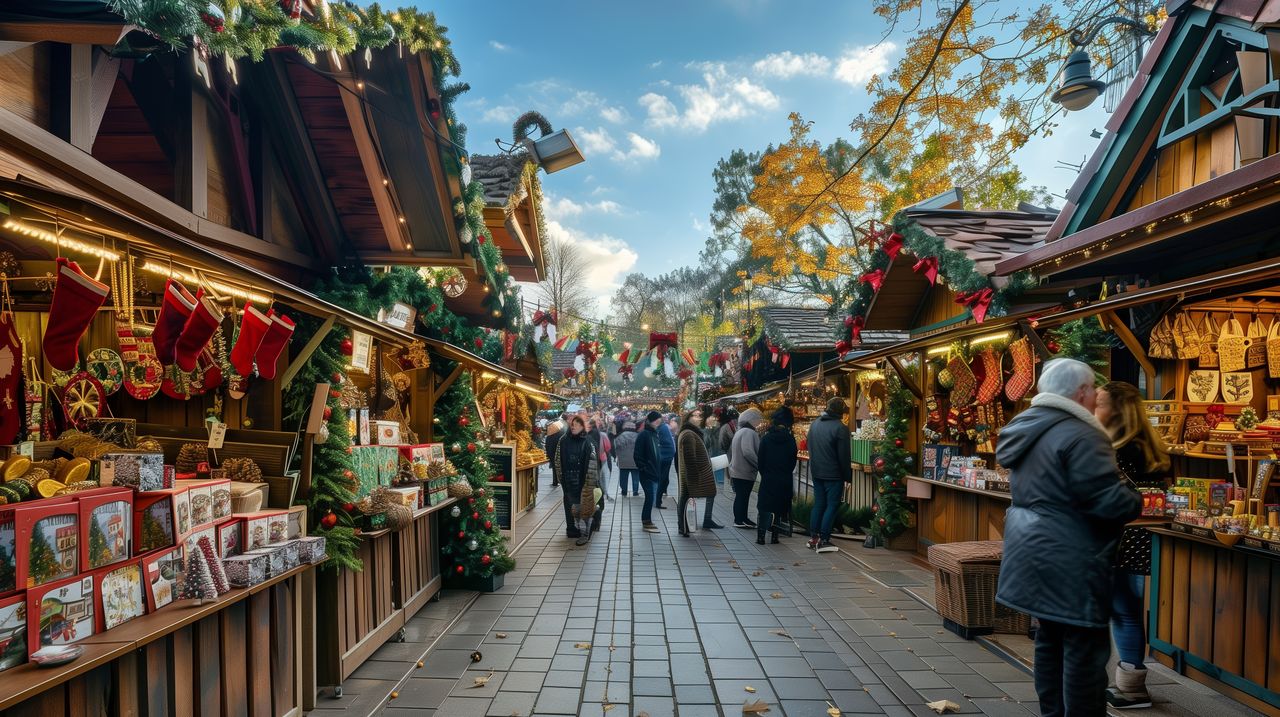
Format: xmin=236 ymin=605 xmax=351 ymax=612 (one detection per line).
xmin=135 ymin=437 xmax=163 ymax=453
xmin=221 ymin=457 xmax=264 ymax=483
xmin=176 ymin=443 xmax=208 ymax=473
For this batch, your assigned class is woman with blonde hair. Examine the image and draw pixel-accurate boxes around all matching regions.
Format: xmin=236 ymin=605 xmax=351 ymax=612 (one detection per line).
xmin=1094 ymin=380 xmax=1170 ymax=710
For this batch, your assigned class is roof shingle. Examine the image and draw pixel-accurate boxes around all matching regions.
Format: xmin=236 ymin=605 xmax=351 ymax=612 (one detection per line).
xmin=469 ymin=153 xmax=528 ymax=207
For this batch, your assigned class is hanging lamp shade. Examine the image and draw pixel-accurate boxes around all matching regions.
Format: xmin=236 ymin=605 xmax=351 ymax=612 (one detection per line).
xmin=1051 ymin=49 xmax=1107 ymax=111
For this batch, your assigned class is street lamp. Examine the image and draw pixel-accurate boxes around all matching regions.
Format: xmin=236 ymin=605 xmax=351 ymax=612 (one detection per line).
xmin=1050 ymin=11 xmax=1156 ymax=111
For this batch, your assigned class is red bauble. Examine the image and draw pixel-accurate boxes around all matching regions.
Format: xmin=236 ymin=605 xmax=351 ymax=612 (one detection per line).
xmin=894 ymin=438 xmax=904 ymax=448
xmin=878 ymin=518 xmax=887 ymax=526
xmin=891 ymin=481 xmax=898 ymax=488
xmin=455 ymin=565 xmax=465 ymax=574
xmin=1047 ymin=339 xmax=1061 ymax=353
xmin=472 ymin=512 xmax=480 ymax=520
xmin=323 ymin=407 xmax=333 ymax=420
xmin=468 ymin=497 xmax=476 ymax=505
xmin=331 ymin=372 xmax=343 ymax=384
xmin=477 ymin=488 xmax=486 ymax=497
xmin=474 ymin=338 xmax=484 ymax=349
xmin=321 ymin=512 xmax=338 ymax=529
xmin=343 ymin=470 xmax=354 ymax=479
xmin=873 ymin=457 xmax=886 ymax=470
xmin=486 ymin=504 xmax=494 ymax=513
xmin=340 ymin=338 xmax=354 ymax=355
xmin=872 ymin=504 xmax=879 ymax=512
xmin=484 ymin=520 xmax=492 ymax=529
xmin=459 ymin=417 xmax=470 ymax=427
xmin=428 ymin=304 xmax=438 ymax=313
xmin=457 ymin=531 xmax=465 ymax=539
xmin=329 ymin=389 xmax=342 ymax=399
xmin=481 ymin=554 xmax=492 ymax=565
xmin=342 ymin=502 xmax=355 ymax=512
xmin=467 ymin=442 xmax=477 ymax=453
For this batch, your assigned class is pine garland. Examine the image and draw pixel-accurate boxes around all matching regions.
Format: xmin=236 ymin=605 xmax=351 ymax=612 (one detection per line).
xmin=1048 ymin=317 xmax=1115 ymax=372
xmin=871 ymin=372 xmax=914 ymax=540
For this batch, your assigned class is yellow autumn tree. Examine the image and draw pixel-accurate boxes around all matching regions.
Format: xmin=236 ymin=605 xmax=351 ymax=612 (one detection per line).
xmin=740 ymin=113 xmax=886 ymax=307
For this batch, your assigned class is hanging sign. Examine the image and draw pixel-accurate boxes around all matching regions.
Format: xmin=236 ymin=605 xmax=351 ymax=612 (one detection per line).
xmin=350 ymin=331 xmax=373 ymax=373
xmin=377 ymin=302 xmax=417 ymax=331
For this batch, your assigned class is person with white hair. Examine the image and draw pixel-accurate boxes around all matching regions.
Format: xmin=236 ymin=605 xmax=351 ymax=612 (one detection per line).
xmin=996 ymin=358 xmax=1142 ymax=717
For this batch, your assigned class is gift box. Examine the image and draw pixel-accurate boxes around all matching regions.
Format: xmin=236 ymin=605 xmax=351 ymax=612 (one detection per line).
xmin=134 ymin=488 xmax=190 ymax=553
xmin=237 ymin=510 xmax=288 ymax=552
xmin=77 ymin=488 xmax=133 ymax=571
xmin=96 ymin=560 xmax=145 ymax=631
xmin=211 ymin=481 xmax=233 ymax=520
xmin=277 ymin=541 xmax=301 ymax=572
xmin=27 ymin=574 xmax=94 ymax=656
xmin=178 ymin=481 xmax=214 ymax=528
xmin=350 ymin=446 xmax=398 ymax=500
xmin=371 ymin=420 xmax=402 ymax=446
xmin=181 ymin=524 xmax=217 ymax=560
xmin=286 ymin=506 xmax=308 ymax=540
xmin=140 ymin=546 xmax=183 ymax=612
xmin=100 ymin=452 xmax=165 ymax=491
xmin=290 ymin=535 xmax=327 ymax=564
xmin=242 ymin=546 xmax=285 ymax=578
xmin=387 ymin=486 xmax=421 ymax=509
xmin=0 ymin=592 xmax=27 ymax=672
xmin=15 ymin=501 xmax=80 ymax=589
xmin=215 ymin=518 xmax=242 ymax=559
xmin=222 ymin=553 xmax=269 ymax=588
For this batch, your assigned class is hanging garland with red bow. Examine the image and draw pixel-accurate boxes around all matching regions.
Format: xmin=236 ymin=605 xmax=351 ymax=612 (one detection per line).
xmin=833 ymin=218 xmax=1038 ymax=354
xmin=531 ymin=308 xmax=558 ymax=343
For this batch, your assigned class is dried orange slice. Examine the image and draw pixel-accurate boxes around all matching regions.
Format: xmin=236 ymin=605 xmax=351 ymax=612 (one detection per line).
xmin=56 ymin=458 xmax=91 ymax=485
xmin=36 ymin=478 xmax=66 ymax=499
xmin=1 ymin=456 xmax=31 ymax=482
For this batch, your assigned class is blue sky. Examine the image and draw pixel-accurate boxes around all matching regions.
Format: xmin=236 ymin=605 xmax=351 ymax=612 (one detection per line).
xmin=438 ymin=0 xmax=1112 ymax=316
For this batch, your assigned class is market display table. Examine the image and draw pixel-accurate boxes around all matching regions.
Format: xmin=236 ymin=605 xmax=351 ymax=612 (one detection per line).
xmin=1149 ymin=527 xmax=1280 ymax=714
xmin=908 ymin=476 xmax=1010 ymax=553
xmin=514 ymin=460 xmax=547 ymax=516
xmin=0 ymin=562 xmax=315 ymax=716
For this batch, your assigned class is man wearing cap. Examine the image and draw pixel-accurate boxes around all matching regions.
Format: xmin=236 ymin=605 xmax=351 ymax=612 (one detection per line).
xmin=729 ymin=408 xmax=764 ymax=529
xmin=807 ymin=398 xmax=852 ymax=553
xmin=633 ymin=411 xmax=664 ymax=532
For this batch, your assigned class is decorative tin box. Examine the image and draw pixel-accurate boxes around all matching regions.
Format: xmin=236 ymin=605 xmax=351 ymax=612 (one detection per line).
xmin=99 ymin=452 xmax=164 ymax=491
xmin=77 ymin=488 xmax=133 ymax=571
xmin=221 ymin=553 xmax=269 ymax=588
xmin=242 ymin=547 xmax=285 ymax=578
xmin=96 ymin=560 xmax=145 ymax=631
xmin=15 ymin=500 xmax=80 ymax=589
xmin=237 ymin=510 xmax=288 ymax=551
xmin=140 ymin=546 xmax=183 ymax=612
xmin=0 ymin=592 xmax=27 ymax=672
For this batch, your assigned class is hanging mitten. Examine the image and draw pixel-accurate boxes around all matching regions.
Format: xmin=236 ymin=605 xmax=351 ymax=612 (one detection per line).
xmin=152 ymin=279 xmax=196 ymax=367
xmin=0 ymin=314 xmax=21 ymax=444
xmin=174 ymin=292 xmax=222 ymax=372
xmin=43 ymin=257 xmax=110 ymax=371
xmin=948 ymin=354 xmax=977 ymax=407
xmin=229 ymin=302 xmax=270 ymax=378
xmin=975 ymin=348 xmax=1002 ymax=404
xmin=1004 ymin=337 xmax=1036 ymax=402
xmin=254 ymin=310 xmax=296 ymax=380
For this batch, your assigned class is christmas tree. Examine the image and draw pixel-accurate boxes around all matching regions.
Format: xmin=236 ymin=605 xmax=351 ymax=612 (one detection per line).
xmin=88 ymin=519 xmax=110 ymax=568
xmin=436 ymin=363 xmax=514 ymax=578
xmin=141 ymin=513 xmax=171 ymax=552
xmin=0 ymin=541 xmax=13 ymax=592
xmin=1049 ymin=317 xmax=1115 ymax=373
xmin=870 ymin=372 xmax=915 ymax=542
xmin=28 ymin=530 xmax=60 ymax=585
xmin=180 ymin=546 xmax=218 ymax=605
xmin=196 ymin=537 xmax=229 ymax=595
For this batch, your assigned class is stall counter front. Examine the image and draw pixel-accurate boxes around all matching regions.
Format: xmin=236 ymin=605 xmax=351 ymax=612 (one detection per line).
xmin=908 ymin=476 xmax=1010 ymax=552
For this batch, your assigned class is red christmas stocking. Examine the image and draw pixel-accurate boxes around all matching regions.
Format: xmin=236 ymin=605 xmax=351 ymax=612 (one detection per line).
xmin=975 ymin=348 xmax=1002 ymax=404
xmin=254 ymin=310 xmax=295 ymax=380
xmin=229 ymin=303 xmax=270 ymax=378
xmin=152 ymin=279 xmax=196 ymax=367
xmin=948 ymin=354 xmax=977 ymax=407
xmin=43 ymin=257 xmax=110 ymax=371
xmin=0 ymin=313 xmax=22 ymax=444
xmin=174 ymin=292 xmax=222 ymax=372
xmin=1005 ymin=337 xmax=1036 ymax=402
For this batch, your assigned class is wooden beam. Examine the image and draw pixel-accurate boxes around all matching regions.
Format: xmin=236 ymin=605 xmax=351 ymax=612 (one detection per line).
xmin=435 ymin=363 xmax=463 ymax=396
xmin=475 ymin=377 xmax=500 ymax=401
xmin=336 ymin=68 xmax=406 ymax=253
xmin=87 ymin=49 xmax=120 ymax=146
xmin=1100 ymin=310 xmax=1159 ymax=397
xmin=1018 ymin=320 xmax=1054 ymax=361
xmin=50 ymin=44 xmax=96 ymax=151
xmin=885 ymin=355 xmax=922 ymax=400
xmin=280 ymin=315 xmax=336 ymax=386
xmin=0 ymin=21 xmax=130 ymax=45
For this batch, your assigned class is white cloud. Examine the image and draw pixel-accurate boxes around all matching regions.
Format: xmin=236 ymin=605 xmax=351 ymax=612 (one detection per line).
xmin=833 ymin=43 xmax=896 ymax=87
xmin=640 ymin=62 xmax=779 ymax=132
xmin=544 ymin=195 xmax=625 ymax=218
xmin=480 ymin=104 xmax=519 ymax=123
xmin=545 ymin=221 xmax=638 ymax=302
xmin=572 ymin=126 xmax=661 ymax=163
xmin=599 ymin=105 xmax=628 ymax=123
xmin=691 ymin=215 xmax=706 ymax=233
xmin=489 ymin=40 xmax=511 ymax=52
xmin=752 ymin=51 xmax=831 ymax=79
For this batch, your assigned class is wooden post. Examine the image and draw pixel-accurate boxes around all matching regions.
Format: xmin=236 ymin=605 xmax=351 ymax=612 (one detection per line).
xmin=297 ymin=383 xmax=331 ymax=501
xmin=1100 ymin=310 xmax=1159 ymax=397
xmin=281 ymin=315 xmax=336 ymax=386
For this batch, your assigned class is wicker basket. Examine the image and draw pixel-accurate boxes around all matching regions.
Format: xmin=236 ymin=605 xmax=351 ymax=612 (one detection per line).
xmin=928 ymin=541 xmax=1028 ymax=635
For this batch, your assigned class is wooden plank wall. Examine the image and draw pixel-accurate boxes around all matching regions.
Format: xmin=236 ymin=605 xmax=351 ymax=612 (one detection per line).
xmin=0 ymin=44 xmax=51 ymax=131
xmin=1126 ymin=120 xmax=1254 ymax=213
xmin=916 ymin=486 xmax=1008 ymax=553
xmin=0 ymin=578 xmax=300 ymax=717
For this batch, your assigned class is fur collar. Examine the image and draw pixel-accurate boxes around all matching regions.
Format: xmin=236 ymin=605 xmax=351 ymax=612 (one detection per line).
xmin=1030 ymin=392 xmax=1107 ymax=435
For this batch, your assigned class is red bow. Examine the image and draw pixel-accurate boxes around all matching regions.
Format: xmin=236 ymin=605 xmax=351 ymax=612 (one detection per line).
xmin=882 ymin=232 xmax=903 ymax=261
xmin=561 ymin=368 xmax=578 ymax=380
xmin=912 ymin=256 xmax=938 ymax=285
xmin=648 ymin=331 xmax=678 ymax=362
xmin=676 ymin=367 xmax=694 ymax=381
xmin=835 ymin=339 xmax=852 ymax=356
xmin=575 ymin=340 xmax=599 ymax=366
xmin=955 ymin=288 xmax=995 ymax=324
xmin=845 ymin=315 xmax=865 ymax=344
xmin=858 ymin=269 xmax=885 ymax=292
xmin=531 ymin=309 xmax=557 ymax=327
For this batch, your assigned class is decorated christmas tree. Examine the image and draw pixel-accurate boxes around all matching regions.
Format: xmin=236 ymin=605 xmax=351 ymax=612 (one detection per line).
xmin=197 ymin=537 xmax=229 ymax=595
xmin=436 ymin=363 xmax=514 ymax=578
xmin=870 ymin=372 xmax=915 ymax=542
xmin=180 ymin=547 xmax=218 ymax=605
xmin=28 ymin=530 xmax=60 ymax=585
xmin=141 ymin=513 xmax=171 ymax=552
xmin=1048 ymin=317 xmax=1115 ymax=373
xmin=88 ymin=519 xmax=110 ymax=567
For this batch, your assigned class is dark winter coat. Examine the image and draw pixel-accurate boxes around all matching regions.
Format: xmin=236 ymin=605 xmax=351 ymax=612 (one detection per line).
xmin=806 ymin=412 xmax=852 ymax=483
xmin=677 ymin=425 xmax=717 ymax=498
xmin=657 ymin=422 xmax=676 ymax=461
xmin=634 ymin=426 xmax=662 ymax=484
xmin=556 ymin=432 xmax=600 ymax=519
xmin=545 ymin=430 xmax=563 ymax=475
xmin=719 ymin=422 xmax=735 ymax=457
xmin=995 ymin=393 xmax=1142 ymax=629
xmin=757 ymin=424 xmax=797 ymax=513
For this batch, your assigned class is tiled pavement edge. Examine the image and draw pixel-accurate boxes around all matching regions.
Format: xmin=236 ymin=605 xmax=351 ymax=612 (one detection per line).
xmin=370 ymin=472 xmax=1042 ymax=717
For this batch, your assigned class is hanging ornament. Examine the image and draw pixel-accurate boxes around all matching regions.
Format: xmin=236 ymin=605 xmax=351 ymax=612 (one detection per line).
xmin=340 ymin=338 xmax=354 ymax=356
xmin=937 ymin=368 xmax=955 ymax=389
xmin=457 ymin=530 xmax=465 ymax=539
xmin=878 ymin=518 xmax=887 ymax=526
xmin=331 ymin=372 xmax=343 ymax=384
xmin=451 ymin=442 xmax=462 ymax=453
xmin=1047 ymin=339 xmax=1061 ymax=354
xmin=459 ymin=416 xmax=470 ymax=427
xmin=468 ymin=497 xmax=476 ymax=506
xmin=484 ymin=520 xmax=492 ymax=529
xmin=343 ymin=502 xmax=356 ymax=512
xmin=241 ymin=417 xmax=254 ymax=429
xmin=322 ymin=407 xmax=333 ymax=421
xmin=486 ymin=503 xmax=494 ymax=513
xmin=904 ymin=455 xmax=915 ymax=468
xmin=481 ymin=554 xmax=492 ymax=566
xmin=477 ymin=488 xmax=485 ymax=497
xmin=467 ymin=442 xmax=477 ymax=453
xmin=315 ymin=423 xmax=330 ymax=444
xmin=894 ymin=438 xmax=904 ymax=448
xmin=472 ymin=512 xmax=480 ymax=520
xmin=450 ymin=505 xmax=462 ymax=518
xmin=467 ymin=539 xmax=479 ymax=551
xmin=455 ymin=565 xmax=465 ymax=574
xmin=321 ymin=512 xmax=338 ymax=529
xmin=442 ymin=272 xmax=468 ymax=297
xmin=873 ymin=457 xmax=886 ymax=470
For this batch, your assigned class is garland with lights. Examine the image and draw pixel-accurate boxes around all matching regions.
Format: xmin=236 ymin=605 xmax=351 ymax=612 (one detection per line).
xmin=870 ymin=371 xmax=915 ymax=541
xmin=834 ymin=217 xmax=1038 ymax=352
xmin=435 ymin=364 xmax=515 ymax=578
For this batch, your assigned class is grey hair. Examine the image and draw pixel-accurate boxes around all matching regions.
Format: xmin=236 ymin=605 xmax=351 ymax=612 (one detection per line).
xmin=1037 ymin=358 xmax=1095 ymax=398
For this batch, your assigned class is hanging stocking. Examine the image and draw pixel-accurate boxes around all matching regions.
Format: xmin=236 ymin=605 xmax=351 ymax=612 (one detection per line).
xmin=229 ymin=303 xmax=270 ymax=378
xmin=0 ymin=313 xmax=21 ymax=444
xmin=174 ymin=292 xmax=222 ymax=372
xmin=948 ymin=354 xmax=977 ymax=407
xmin=975 ymin=348 xmax=1002 ymax=404
xmin=152 ymin=279 xmax=196 ymax=368
xmin=254 ymin=310 xmax=296 ymax=380
xmin=43 ymin=258 xmax=110 ymax=371
xmin=1005 ymin=337 xmax=1036 ymax=402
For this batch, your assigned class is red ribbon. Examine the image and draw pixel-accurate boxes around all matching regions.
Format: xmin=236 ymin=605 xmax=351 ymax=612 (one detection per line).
xmin=848 ymin=315 xmax=865 ymax=344
xmin=676 ymin=367 xmax=694 ymax=381
xmin=708 ymin=352 xmax=725 ymax=369
xmin=531 ymin=309 xmax=557 ymax=327
xmin=858 ymin=269 xmax=885 ymax=292
xmin=912 ymin=256 xmax=939 ymax=285
xmin=882 ymin=232 xmax=903 ymax=261
xmin=648 ymin=331 xmax=678 ymax=363
xmin=561 ymin=368 xmax=578 ymax=380
xmin=955 ymin=288 xmax=995 ymax=324
xmin=834 ymin=339 xmax=852 ymax=356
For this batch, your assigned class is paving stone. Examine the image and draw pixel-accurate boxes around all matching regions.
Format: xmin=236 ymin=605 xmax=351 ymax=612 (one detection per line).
xmin=497 ymin=671 xmax=545 ymax=692
xmin=772 ymin=676 xmax=828 ymax=700
xmin=673 ymin=683 xmax=717 ymax=704
xmin=760 ymin=656 xmax=817 ymax=678
xmin=631 ymin=695 xmax=676 ymax=717
xmin=431 ymin=695 xmax=491 ymax=717
xmin=632 ymin=659 xmax=670 ymax=678
xmin=534 ymin=686 xmax=582 ymax=715
xmin=828 ymin=688 xmax=885 ymax=713
xmin=631 ymin=676 xmax=674 ymax=696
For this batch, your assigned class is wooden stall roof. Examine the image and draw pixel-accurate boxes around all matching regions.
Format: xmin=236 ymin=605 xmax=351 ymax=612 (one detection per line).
xmin=759 ymin=306 xmax=835 ymax=351
xmin=903 ymin=204 xmax=1057 ymax=278
xmin=471 ymin=153 xmax=545 ymax=282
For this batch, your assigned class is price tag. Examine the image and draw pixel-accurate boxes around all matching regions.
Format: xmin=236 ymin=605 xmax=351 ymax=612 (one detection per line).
xmin=208 ymin=422 xmax=227 ymax=449
xmin=17 ymin=441 xmax=33 ymax=458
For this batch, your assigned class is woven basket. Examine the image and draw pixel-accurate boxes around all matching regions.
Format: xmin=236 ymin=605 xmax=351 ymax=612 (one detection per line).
xmin=928 ymin=541 xmax=1022 ymax=631
xmin=447 ymin=479 xmax=474 ymax=498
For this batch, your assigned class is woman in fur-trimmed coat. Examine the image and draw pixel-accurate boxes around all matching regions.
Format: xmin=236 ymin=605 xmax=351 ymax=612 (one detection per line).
xmin=676 ymin=408 xmax=720 ymax=537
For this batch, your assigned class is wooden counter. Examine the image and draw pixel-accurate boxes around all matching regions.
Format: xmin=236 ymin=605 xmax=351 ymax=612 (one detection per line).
xmin=908 ymin=476 xmax=1010 ymax=554
xmin=514 ymin=461 xmax=547 ymax=515
xmin=0 ymin=562 xmax=315 ymax=716
xmin=1149 ymin=528 xmax=1280 ymax=714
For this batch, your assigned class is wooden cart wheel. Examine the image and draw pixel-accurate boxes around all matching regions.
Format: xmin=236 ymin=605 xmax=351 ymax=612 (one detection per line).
xmin=60 ymin=373 xmax=104 ymax=429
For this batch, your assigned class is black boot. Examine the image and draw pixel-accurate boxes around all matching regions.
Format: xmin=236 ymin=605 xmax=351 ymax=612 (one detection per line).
xmin=756 ymin=529 xmax=766 ymax=545
xmin=771 ymin=529 xmax=779 ymax=545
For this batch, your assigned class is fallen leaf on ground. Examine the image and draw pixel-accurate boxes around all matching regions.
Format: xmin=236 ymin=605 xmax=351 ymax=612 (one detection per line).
xmin=752 ymin=570 xmax=764 ymax=577
xmin=469 ymin=670 xmax=494 ymax=688
xmin=770 ymin=592 xmax=784 ymax=599
xmin=574 ymin=642 xmax=592 ymax=649
xmin=495 ymin=632 xmax=508 ymax=639
xmin=742 ymin=699 xmax=771 ymax=714
xmin=793 ymin=561 xmax=805 ymax=566
xmin=768 ymin=629 xmax=791 ymax=638
xmin=927 ymin=699 xmax=960 ymax=714
xmin=744 ymin=685 xmax=756 ymax=693
xmin=602 ymin=701 xmax=615 ymax=712
xmin=826 ymin=703 xmax=842 ymax=717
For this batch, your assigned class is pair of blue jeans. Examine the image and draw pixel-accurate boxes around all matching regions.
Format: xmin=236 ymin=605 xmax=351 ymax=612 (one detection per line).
xmin=1111 ymin=570 xmax=1147 ymax=666
xmin=809 ymin=479 xmax=843 ymax=540
xmin=639 ymin=478 xmax=658 ymax=523
xmin=619 ymin=468 xmax=639 ymax=495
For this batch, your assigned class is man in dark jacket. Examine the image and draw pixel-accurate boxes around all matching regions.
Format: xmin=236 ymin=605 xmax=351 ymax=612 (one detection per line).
xmin=806 ymin=398 xmax=851 ymax=553
xmin=656 ymin=414 xmax=677 ymax=507
xmin=545 ymin=420 xmax=564 ymax=488
xmin=996 ymin=359 xmax=1142 ymax=717
xmin=756 ymin=407 xmax=797 ymax=545
xmin=633 ymin=411 xmax=664 ymax=532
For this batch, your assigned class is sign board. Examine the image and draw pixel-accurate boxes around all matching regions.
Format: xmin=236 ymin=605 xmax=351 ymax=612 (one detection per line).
xmin=377 ymin=302 xmax=417 ymax=331
xmin=350 ymin=331 xmax=372 ymax=373
xmin=207 ymin=422 xmax=227 ymax=449
xmin=486 ymin=443 xmax=517 ymax=531
xmin=489 ymin=484 xmax=513 ymax=531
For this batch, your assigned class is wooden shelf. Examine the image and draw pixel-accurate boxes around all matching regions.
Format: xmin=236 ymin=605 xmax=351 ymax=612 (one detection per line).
xmin=907 ymin=475 xmax=1012 ymax=502
xmin=412 ymin=496 xmax=459 ymax=520
xmin=1174 ymin=451 xmax=1274 ymax=461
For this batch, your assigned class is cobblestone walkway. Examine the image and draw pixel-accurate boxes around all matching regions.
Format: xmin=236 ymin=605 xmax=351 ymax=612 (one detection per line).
xmin=374 ymin=482 xmax=1040 ymax=717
